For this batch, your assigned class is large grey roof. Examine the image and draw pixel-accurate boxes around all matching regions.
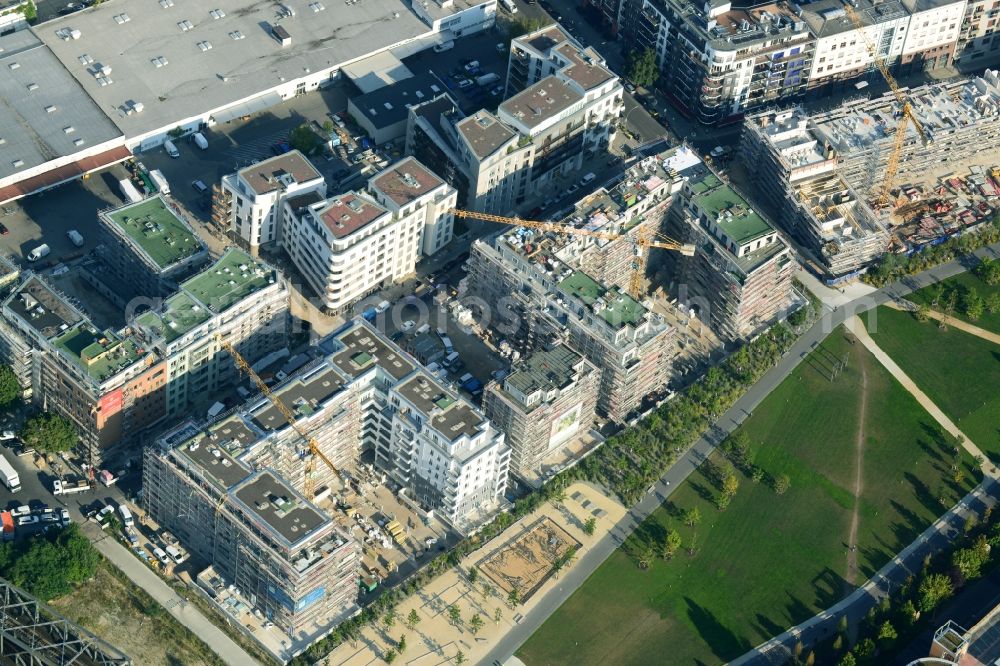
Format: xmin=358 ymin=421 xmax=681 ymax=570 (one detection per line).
xmin=0 ymin=30 xmax=122 ymax=182
xmin=35 ymin=0 xmax=433 ymax=138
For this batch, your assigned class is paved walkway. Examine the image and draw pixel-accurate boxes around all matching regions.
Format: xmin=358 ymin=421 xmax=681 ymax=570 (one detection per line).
xmin=844 ymin=315 xmax=991 ymax=471
xmin=85 ymin=525 xmax=259 ymax=666
xmin=731 ymin=480 xmax=1000 ymax=665
xmin=886 ymin=300 xmax=1000 ymax=346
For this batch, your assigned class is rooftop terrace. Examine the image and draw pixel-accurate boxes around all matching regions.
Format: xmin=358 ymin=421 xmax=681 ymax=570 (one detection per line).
xmin=232 ymin=471 xmax=330 ymax=548
xmin=180 ymin=249 xmax=278 ymax=313
xmin=5 ymin=277 xmax=83 ymax=339
xmin=51 ymin=324 xmax=145 ymax=383
xmin=177 ymin=416 xmax=257 ymax=489
xmin=135 ymin=291 xmax=211 ymax=344
xmin=396 ymin=373 xmax=482 ymax=441
xmin=557 ymin=271 xmax=645 ymax=328
xmin=102 ymin=196 xmax=206 ymax=272
xmin=329 ymin=324 xmax=414 ymax=381
xmin=689 ymin=177 xmax=773 ymax=246
xmin=504 ymin=344 xmax=587 ymax=403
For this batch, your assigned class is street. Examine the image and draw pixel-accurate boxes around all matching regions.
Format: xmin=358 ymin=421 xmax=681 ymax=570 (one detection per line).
xmin=480 ymin=240 xmax=1000 ymax=665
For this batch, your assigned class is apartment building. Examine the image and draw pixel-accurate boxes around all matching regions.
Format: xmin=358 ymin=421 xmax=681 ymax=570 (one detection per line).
xmin=216 ymin=151 xmax=326 ymax=256
xmin=667 ymin=170 xmax=796 ymax=340
xmin=956 ymin=0 xmax=1000 ymax=65
xmin=144 ymin=422 xmax=359 ymax=637
xmin=1 ymin=276 xmax=167 ymax=464
xmin=483 ymin=344 xmax=598 ymax=481
xmin=132 ymin=248 xmax=290 ymax=416
xmin=806 ymin=69 xmax=1000 ymax=197
xmin=96 ymin=195 xmax=209 ymax=301
xmin=740 ymin=107 xmax=889 ymax=279
xmin=637 ymin=0 xmax=813 ymax=124
xmin=282 ymin=158 xmax=456 ymax=314
xmin=465 ymin=232 xmax=676 ymax=422
xmin=406 ymin=27 xmax=622 ymax=214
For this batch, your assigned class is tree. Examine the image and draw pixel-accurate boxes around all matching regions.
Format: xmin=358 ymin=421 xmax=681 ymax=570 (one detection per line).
xmin=454 ymin=650 xmax=466 ymax=665
xmin=877 ymin=620 xmax=897 ymax=642
xmin=383 ymin=608 xmax=397 ymax=629
xmin=384 ymin=649 xmax=397 ymax=664
xmin=722 ymin=473 xmax=739 ymax=499
xmin=447 ymin=604 xmax=461 ymax=626
xmin=684 ymin=507 xmax=701 ymax=527
xmin=715 ymin=493 xmax=732 ymax=511
xmin=661 ymin=529 xmax=682 ymax=559
xmin=915 ymin=302 xmax=932 ymax=322
xmin=773 ymin=473 xmax=791 ymax=495
xmin=965 ymin=288 xmax=985 ymax=321
xmin=854 ymin=638 xmax=875 ymax=658
xmin=583 ymin=517 xmax=597 ymax=536
xmin=838 ymin=615 xmax=849 ymax=634
xmin=406 ymin=609 xmax=420 ymax=630
xmin=832 ymin=635 xmax=844 ymax=652
xmin=636 ymin=545 xmax=654 ymax=570
xmin=397 ymin=634 xmax=407 ymax=652
xmin=918 ymin=573 xmax=953 ymax=613
xmin=975 ymin=257 xmax=1000 ymax=285
xmin=467 ymin=566 xmax=479 ymax=585
xmin=481 ymin=581 xmax=494 ymax=599
xmin=626 ymin=48 xmax=658 ymax=88
xmin=986 ymin=293 xmax=1000 ymax=315
xmin=507 ymin=587 xmax=521 ymax=607
xmin=838 ymin=653 xmax=857 ymax=666
xmin=0 ymin=365 xmax=20 ymax=410
xmin=751 ymin=466 xmax=765 ymax=484
xmin=494 ymin=607 xmax=503 ymax=625
xmin=2 ymin=525 xmax=98 ymax=601
xmin=468 ymin=613 xmax=484 ymax=635
xmin=20 ymin=412 xmax=77 ymax=454
xmin=805 ymin=651 xmax=815 ymax=666
xmin=288 ymin=124 xmax=323 ymax=155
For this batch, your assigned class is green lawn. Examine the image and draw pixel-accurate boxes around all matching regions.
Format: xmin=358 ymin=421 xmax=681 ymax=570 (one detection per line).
xmin=518 ymin=330 xmax=979 ymax=666
xmin=864 ymin=305 xmax=1000 ymax=461
xmin=906 ymin=271 xmax=1000 ymax=334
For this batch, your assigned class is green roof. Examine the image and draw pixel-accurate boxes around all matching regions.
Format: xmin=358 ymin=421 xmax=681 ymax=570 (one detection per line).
xmin=691 ymin=180 xmax=772 ymax=246
xmin=505 ymin=345 xmax=583 ymax=402
xmin=557 ymin=271 xmax=645 ymax=328
xmin=180 ymin=249 xmax=276 ymax=313
xmin=52 ymin=324 xmax=145 ymax=382
xmin=104 ymin=197 xmax=205 ymax=271
xmin=135 ymin=291 xmax=211 ymax=343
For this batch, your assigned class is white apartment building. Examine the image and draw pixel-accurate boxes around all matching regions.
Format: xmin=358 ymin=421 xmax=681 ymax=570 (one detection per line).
xmin=901 ymin=0 xmax=966 ymax=69
xmin=217 ymin=151 xmax=326 ymax=256
xmin=282 ymin=159 xmax=456 ymax=314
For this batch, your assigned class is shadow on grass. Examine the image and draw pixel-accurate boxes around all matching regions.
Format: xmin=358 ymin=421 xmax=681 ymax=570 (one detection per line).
xmin=684 ymin=597 xmax=751 ymax=663
xmin=810 ymin=567 xmax=849 ymax=609
xmin=904 ymin=472 xmax=946 ymax=519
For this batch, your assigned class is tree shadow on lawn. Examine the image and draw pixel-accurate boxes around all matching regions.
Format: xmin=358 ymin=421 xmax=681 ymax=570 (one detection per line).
xmin=810 ymin=567 xmax=849 ymax=610
xmin=661 ymin=500 xmax=684 ymax=520
xmin=688 ymin=481 xmax=716 ymax=504
xmin=634 ymin=520 xmax=669 ymax=551
xmin=917 ymin=423 xmax=948 ymax=464
xmin=752 ymin=612 xmax=786 ymax=645
xmin=684 ymin=596 xmax=751 ymax=663
xmin=904 ymin=472 xmax=948 ymax=519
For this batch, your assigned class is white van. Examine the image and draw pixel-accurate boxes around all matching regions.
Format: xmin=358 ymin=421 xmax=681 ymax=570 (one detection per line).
xmin=67 ymin=230 xmax=84 ymax=247
xmin=27 ymin=244 xmax=50 ymax=262
xmin=118 ymin=504 xmax=134 ymax=527
xmin=580 ymin=172 xmax=596 ymax=186
xmin=433 ymin=40 xmax=455 ymax=53
xmin=499 ymin=0 xmax=517 ymax=12
xmin=165 ymin=545 xmax=187 ymax=564
xmin=164 ymin=139 xmax=180 ymax=158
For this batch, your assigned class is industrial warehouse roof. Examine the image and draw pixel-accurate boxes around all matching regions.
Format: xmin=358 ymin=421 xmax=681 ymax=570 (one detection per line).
xmin=180 ymin=248 xmax=278 ymax=313
xmin=369 ymin=157 xmax=447 ymax=207
xmin=0 ymin=29 xmax=123 ymax=183
xmin=35 ymin=0 xmax=433 ymax=137
xmin=102 ymin=196 xmax=206 ymax=272
xmin=350 ymin=73 xmax=445 ymax=131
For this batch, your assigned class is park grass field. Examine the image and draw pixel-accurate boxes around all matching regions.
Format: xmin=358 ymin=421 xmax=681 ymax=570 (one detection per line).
xmin=905 ymin=271 xmax=1000 ymax=334
xmin=517 ymin=329 xmax=979 ymax=666
xmin=863 ymin=305 xmax=1000 ymax=461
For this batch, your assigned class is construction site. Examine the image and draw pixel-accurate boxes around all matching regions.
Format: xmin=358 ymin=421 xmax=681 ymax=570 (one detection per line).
xmin=741 ymin=68 xmax=1000 ymax=280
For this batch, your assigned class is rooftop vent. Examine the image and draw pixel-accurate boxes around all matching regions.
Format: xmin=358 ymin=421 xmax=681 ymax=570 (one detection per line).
xmin=159 ymin=0 xmax=174 ymax=7
xmin=197 ymin=41 xmax=213 ymax=51
xmin=113 ymin=13 xmax=131 ymax=24
xmin=177 ymin=19 xmax=193 ymax=31
xmin=209 ymin=8 xmax=226 ymax=19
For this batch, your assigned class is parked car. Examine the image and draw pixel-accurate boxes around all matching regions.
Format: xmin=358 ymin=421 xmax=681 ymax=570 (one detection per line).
xmin=490 ymin=85 xmax=504 ymax=97
xmin=458 ymin=79 xmax=474 ymax=89
xmin=0 ymin=431 xmax=16 ymax=442
xmin=191 ymin=180 xmax=208 ymax=194
xmin=152 ymin=546 xmax=171 ymax=566
xmin=400 ymin=320 xmax=415 ymax=332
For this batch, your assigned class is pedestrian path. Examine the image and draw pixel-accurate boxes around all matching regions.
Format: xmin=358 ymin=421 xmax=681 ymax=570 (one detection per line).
xmin=886 ymin=300 xmax=1000 ymax=346
xmin=845 ymin=315 xmax=991 ymax=473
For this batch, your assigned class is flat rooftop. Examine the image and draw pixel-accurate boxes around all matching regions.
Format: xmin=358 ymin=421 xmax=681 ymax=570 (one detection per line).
xmin=504 ymin=344 xmax=586 ymax=399
xmin=369 ymin=157 xmax=447 ymax=208
xmin=51 ymin=324 xmax=145 ymax=383
xmin=232 ymin=471 xmax=330 ymax=548
xmin=35 ymin=0 xmax=432 ymax=138
xmin=500 ymin=76 xmax=582 ymax=132
xmin=798 ymin=0 xmax=907 ymax=38
xmin=691 ymin=180 xmax=774 ymax=246
xmin=558 ymin=271 xmax=645 ymax=328
xmin=396 ymin=373 xmax=482 ymax=441
xmin=319 ymin=193 xmax=389 ymax=239
xmin=250 ymin=365 xmax=345 ymax=432
xmin=180 ymin=248 xmax=278 ymax=313
xmin=455 ymin=110 xmax=517 ymax=160
xmin=0 ymin=29 xmax=123 ymax=182
xmin=102 ymin=196 xmax=206 ymax=272
xmin=177 ymin=416 xmax=255 ymax=489
xmin=5 ymin=277 xmax=83 ymax=339
xmin=237 ymin=151 xmax=322 ymax=197
xmin=351 ymin=73 xmax=446 ymax=131
xmin=330 ymin=322 xmax=415 ymax=381
xmin=555 ymin=43 xmax=615 ymax=92
xmin=135 ymin=290 xmax=211 ymax=344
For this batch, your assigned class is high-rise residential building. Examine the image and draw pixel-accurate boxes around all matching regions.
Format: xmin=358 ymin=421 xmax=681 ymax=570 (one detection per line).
xmin=216 ymin=151 xmax=326 ymax=256
xmin=281 ymin=158 xmax=457 ymax=314
xmin=956 ymin=0 xmax=999 ymax=66
xmin=132 ymin=248 xmax=290 ymax=416
xmin=483 ymin=344 xmax=598 ymax=482
xmin=667 ymin=169 xmax=796 ymax=340
xmin=144 ymin=423 xmax=359 ymax=638
xmin=740 ymin=107 xmax=889 ymax=280
xmin=637 ymin=0 xmax=813 ymax=124
xmin=96 ymin=195 xmax=209 ymax=302
xmin=406 ymin=26 xmax=622 ymax=213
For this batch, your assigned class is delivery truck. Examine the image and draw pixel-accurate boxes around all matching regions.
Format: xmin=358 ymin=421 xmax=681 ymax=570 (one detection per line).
xmin=27 ymin=244 xmax=50 ymax=262
xmin=192 ymin=132 xmax=209 ymax=150
xmin=119 ymin=178 xmax=143 ymax=203
xmin=0 ymin=454 xmax=20 ymax=492
xmin=149 ymin=169 xmax=170 ymax=194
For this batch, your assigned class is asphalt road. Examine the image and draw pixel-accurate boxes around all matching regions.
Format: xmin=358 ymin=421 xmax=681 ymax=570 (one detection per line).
xmin=482 ymin=240 xmax=1000 ymax=665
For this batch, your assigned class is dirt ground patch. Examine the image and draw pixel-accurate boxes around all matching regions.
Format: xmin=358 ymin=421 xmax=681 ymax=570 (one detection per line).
xmin=479 ymin=516 xmax=580 ymax=602
xmin=50 ymin=562 xmax=223 ymax=666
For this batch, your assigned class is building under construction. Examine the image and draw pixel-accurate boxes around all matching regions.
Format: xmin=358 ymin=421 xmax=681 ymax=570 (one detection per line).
xmin=807 ymin=69 xmax=1000 ymax=200
xmin=740 ymin=107 xmax=890 ymax=280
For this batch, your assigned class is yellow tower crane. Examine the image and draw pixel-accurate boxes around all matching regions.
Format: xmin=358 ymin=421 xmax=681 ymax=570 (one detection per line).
xmin=450 ymin=209 xmax=695 ymax=299
xmin=842 ymin=3 xmax=928 ymax=210
xmin=214 ymin=335 xmax=341 ymax=501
